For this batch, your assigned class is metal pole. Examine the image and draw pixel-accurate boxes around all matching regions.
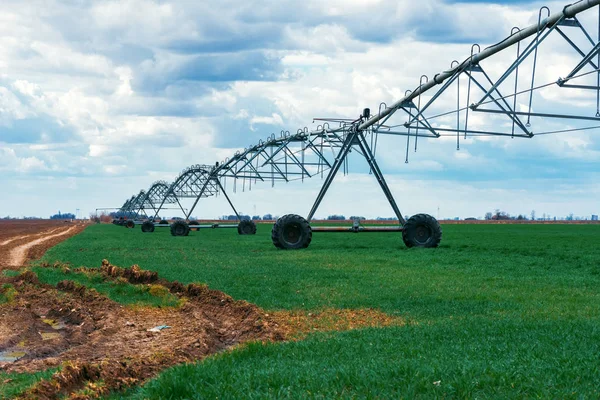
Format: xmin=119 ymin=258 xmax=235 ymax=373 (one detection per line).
xmin=216 ymin=179 xmax=241 ymax=221
xmin=355 ymin=132 xmax=406 ymax=225
xmin=307 ymin=129 xmax=358 ymax=221
xmin=185 ymin=177 xmax=213 ymax=220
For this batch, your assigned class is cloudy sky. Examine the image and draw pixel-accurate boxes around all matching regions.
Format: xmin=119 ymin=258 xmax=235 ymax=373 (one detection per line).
xmin=1 ymin=0 xmax=599 ymax=220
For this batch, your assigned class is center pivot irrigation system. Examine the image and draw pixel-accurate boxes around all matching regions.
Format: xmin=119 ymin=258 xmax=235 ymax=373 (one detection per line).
xmin=115 ymin=0 xmax=600 ymax=249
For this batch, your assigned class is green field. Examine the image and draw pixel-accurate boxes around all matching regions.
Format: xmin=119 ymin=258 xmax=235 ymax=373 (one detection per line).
xmin=4 ymin=223 xmax=600 ymax=398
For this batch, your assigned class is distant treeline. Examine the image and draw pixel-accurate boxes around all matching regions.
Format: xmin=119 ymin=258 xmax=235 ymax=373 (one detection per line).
xmin=50 ymin=212 xmax=75 ymax=220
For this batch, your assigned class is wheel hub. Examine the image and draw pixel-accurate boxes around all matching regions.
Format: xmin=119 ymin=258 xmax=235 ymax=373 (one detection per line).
xmin=415 ymin=225 xmax=432 ymax=244
xmin=283 ymin=224 xmax=301 ymax=244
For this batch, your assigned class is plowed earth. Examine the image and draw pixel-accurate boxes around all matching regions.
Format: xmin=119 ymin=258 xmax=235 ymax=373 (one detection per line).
xmin=0 ymin=264 xmax=286 ymax=399
xmin=0 ymin=222 xmax=403 ymax=399
xmin=0 ymin=220 xmax=87 ymax=268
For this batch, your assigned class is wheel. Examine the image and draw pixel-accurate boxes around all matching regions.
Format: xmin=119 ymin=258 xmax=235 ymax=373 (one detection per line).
xmin=189 ymin=220 xmax=200 ymax=231
xmin=159 ymin=219 xmax=169 ymax=225
xmin=170 ymin=220 xmax=190 ymax=236
xmin=271 ymin=214 xmax=312 ymax=249
xmin=402 ymin=213 xmax=442 ymax=248
xmin=141 ymin=221 xmax=155 ymax=233
xmin=238 ymin=220 xmax=257 ymax=235
xmin=125 ymin=220 xmax=135 ymax=229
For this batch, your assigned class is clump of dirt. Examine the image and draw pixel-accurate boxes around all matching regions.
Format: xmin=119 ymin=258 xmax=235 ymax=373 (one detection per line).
xmin=20 ymin=358 xmax=187 ymax=400
xmin=98 ymin=259 xmax=159 ymax=284
xmin=68 ymin=260 xmax=253 ymax=307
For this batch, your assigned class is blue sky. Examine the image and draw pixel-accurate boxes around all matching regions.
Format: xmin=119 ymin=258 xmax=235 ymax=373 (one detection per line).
xmin=0 ymin=0 xmax=598 ymax=220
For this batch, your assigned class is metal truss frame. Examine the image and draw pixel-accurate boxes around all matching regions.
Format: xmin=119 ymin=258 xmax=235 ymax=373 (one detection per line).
xmin=118 ymin=0 xmax=600 ymax=235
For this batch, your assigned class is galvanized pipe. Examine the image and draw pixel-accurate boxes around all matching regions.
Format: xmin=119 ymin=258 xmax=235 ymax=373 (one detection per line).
xmin=358 ymin=0 xmax=600 ymax=131
xmin=312 ymin=226 xmax=404 ymax=232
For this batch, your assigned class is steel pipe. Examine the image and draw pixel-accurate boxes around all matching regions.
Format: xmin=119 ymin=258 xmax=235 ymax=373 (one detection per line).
xmin=358 ymin=0 xmax=600 ymax=131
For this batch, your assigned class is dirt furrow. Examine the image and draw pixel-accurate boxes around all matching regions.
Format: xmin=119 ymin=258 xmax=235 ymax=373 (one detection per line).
xmin=8 ymin=226 xmax=78 ymax=267
xmin=0 ymin=227 xmax=65 ymax=247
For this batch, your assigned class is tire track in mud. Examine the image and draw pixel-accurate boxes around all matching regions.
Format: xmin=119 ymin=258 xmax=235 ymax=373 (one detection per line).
xmin=6 ymin=226 xmax=79 ymax=267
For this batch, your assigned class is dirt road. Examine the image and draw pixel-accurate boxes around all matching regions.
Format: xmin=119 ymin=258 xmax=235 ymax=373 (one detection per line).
xmin=0 ymin=220 xmax=87 ymax=268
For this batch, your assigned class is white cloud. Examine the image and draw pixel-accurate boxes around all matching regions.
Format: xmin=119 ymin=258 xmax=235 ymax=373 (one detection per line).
xmin=250 ymin=113 xmax=284 ymax=127
xmin=0 ymin=86 xmax=32 ymax=122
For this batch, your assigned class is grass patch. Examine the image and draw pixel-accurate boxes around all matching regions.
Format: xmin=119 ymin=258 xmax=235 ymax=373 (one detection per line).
xmin=41 ymin=224 xmax=600 ymax=321
xmin=0 ymin=369 xmax=57 ymax=399
xmin=0 ymin=284 xmax=17 ymax=304
xmin=31 ymin=267 xmax=181 ymax=308
xmin=122 ymin=319 xmax=600 ymax=399
xmin=1 ymin=270 xmax=20 ymax=278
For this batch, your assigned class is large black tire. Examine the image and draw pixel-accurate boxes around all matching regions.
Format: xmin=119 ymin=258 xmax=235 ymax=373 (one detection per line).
xmin=238 ymin=220 xmax=257 ymax=235
xmin=271 ymin=214 xmax=312 ymax=249
xmin=125 ymin=220 xmax=135 ymax=229
xmin=402 ymin=213 xmax=442 ymax=248
xmin=141 ymin=221 xmax=155 ymax=233
xmin=189 ymin=220 xmax=200 ymax=231
xmin=170 ymin=220 xmax=190 ymax=237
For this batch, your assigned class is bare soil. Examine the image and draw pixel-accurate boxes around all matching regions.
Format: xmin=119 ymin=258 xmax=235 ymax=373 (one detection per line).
xmin=0 ymin=220 xmax=87 ymax=268
xmin=0 ymin=264 xmax=285 ymax=399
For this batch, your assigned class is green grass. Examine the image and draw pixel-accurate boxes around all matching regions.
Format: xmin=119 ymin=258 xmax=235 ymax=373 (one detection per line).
xmin=41 ymin=224 xmax=600 ymax=320
xmin=0 ymin=284 xmax=17 ymax=304
xmin=29 ymin=223 xmax=600 ymax=398
xmin=119 ymin=320 xmax=600 ymax=399
xmin=1 ymin=270 xmax=20 ymax=278
xmin=31 ymin=267 xmax=181 ymax=308
xmin=0 ymin=369 xmax=57 ymax=399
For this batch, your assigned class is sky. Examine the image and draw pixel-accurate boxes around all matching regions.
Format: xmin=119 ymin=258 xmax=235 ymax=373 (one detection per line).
xmin=0 ymin=0 xmax=599 ymax=220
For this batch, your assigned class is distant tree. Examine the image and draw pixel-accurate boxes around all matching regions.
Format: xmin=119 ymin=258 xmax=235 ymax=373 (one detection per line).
xmin=517 ymin=214 xmax=525 ymax=220
xmin=492 ymin=210 xmax=510 ymax=220
xmin=327 ymin=215 xmax=345 ymax=220
xmin=50 ymin=212 xmax=75 ymax=220
xmin=349 ymin=216 xmax=366 ymax=221
xmin=252 ymin=215 xmax=262 ymax=220
xmin=262 ymin=214 xmax=273 ymax=220
xmin=531 ymin=210 xmax=536 ymax=221
xmin=484 ymin=212 xmax=493 ymax=220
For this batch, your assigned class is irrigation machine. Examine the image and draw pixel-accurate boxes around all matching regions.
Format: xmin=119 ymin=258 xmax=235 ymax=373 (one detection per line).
xmin=115 ymin=0 xmax=600 ymax=249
